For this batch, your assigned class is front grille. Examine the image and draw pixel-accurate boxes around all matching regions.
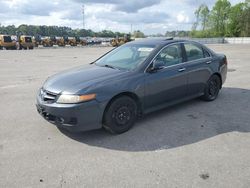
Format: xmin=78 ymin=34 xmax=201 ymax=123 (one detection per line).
xmin=40 ymin=89 xmax=57 ymax=103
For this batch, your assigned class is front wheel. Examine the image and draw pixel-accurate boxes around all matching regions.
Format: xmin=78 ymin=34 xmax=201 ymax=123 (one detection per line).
xmin=201 ymin=75 xmax=221 ymax=101
xmin=103 ymin=96 xmax=137 ymax=134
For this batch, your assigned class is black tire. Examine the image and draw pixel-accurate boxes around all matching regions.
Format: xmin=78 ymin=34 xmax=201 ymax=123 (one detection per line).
xmin=0 ymin=46 xmax=2 ymax=50
xmin=103 ymin=96 xmax=137 ymax=134
xmin=201 ymin=75 xmax=221 ymax=101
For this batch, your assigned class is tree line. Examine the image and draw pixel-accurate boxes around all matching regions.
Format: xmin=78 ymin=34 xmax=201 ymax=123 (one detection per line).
xmin=191 ymin=0 xmax=250 ymax=37
xmin=0 ymin=24 xmax=127 ymax=38
xmin=0 ymin=0 xmax=249 ymax=38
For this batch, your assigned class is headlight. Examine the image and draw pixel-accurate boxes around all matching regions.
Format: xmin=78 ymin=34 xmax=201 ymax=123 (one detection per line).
xmin=57 ymin=94 xmax=96 ymax=104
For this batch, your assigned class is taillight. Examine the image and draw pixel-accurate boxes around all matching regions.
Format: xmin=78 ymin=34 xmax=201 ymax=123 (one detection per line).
xmin=224 ymin=57 xmax=228 ymax=65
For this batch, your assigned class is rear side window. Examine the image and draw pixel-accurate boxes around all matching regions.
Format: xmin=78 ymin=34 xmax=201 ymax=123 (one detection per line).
xmin=203 ymin=49 xmax=211 ymax=58
xmin=184 ymin=43 xmax=204 ymax=61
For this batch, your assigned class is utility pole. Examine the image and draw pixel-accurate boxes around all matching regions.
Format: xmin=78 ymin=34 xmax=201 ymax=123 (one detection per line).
xmin=82 ymin=4 xmax=85 ymax=30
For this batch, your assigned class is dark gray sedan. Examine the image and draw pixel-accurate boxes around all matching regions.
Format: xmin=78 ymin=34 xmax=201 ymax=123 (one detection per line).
xmin=36 ymin=39 xmax=227 ymax=134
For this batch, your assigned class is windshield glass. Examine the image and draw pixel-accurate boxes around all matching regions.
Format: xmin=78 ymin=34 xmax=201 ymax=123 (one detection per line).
xmin=95 ymin=44 xmax=156 ymax=70
xmin=25 ymin=37 xmax=32 ymax=43
xmin=3 ymin=36 xmax=12 ymax=43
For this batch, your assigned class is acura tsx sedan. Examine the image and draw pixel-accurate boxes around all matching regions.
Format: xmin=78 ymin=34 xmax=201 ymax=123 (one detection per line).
xmin=36 ymin=38 xmax=227 ymax=134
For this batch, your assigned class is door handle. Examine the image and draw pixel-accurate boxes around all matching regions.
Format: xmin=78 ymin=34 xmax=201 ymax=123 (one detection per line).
xmin=206 ymin=61 xmax=212 ymax=64
xmin=178 ymin=68 xmax=186 ymax=72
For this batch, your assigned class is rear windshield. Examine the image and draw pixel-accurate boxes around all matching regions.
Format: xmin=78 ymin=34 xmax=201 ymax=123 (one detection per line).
xmin=3 ymin=36 xmax=12 ymax=43
xmin=25 ymin=37 xmax=32 ymax=43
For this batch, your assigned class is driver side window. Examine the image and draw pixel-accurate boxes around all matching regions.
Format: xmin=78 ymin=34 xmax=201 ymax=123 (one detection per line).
xmin=155 ymin=44 xmax=183 ymax=67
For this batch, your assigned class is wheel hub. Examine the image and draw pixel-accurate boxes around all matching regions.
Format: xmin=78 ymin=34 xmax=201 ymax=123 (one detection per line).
xmin=209 ymin=79 xmax=219 ymax=96
xmin=114 ymin=106 xmax=131 ymax=126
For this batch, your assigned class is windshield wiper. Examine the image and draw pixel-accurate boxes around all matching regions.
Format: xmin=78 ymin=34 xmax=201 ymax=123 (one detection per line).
xmin=103 ymin=64 xmax=117 ymax=69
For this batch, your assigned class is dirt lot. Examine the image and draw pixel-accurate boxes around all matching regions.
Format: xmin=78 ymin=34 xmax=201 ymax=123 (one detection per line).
xmin=0 ymin=44 xmax=250 ymax=188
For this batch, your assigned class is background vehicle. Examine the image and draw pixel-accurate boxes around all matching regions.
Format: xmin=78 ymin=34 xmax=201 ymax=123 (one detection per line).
xmin=76 ymin=37 xmax=87 ymax=46
xmin=34 ymin=35 xmax=42 ymax=47
xmin=17 ymin=35 xmax=34 ymax=50
xmin=41 ymin=37 xmax=53 ymax=47
xmin=0 ymin=34 xmax=16 ymax=50
xmin=111 ymin=34 xmax=132 ymax=47
xmin=36 ymin=39 xmax=227 ymax=134
xmin=64 ymin=36 xmax=77 ymax=46
xmin=54 ymin=37 xmax=65 ymax=47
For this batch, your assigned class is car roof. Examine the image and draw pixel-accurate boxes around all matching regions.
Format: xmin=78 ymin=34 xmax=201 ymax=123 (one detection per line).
xmin=128 ymin=38 xmax=187 ymax=46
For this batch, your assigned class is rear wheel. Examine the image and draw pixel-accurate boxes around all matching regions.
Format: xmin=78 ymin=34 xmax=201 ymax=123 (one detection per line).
xmin=201 ymin=75 xmax=221 ymax=101
xmin=103 ymin=96 xmax=137 ymax=134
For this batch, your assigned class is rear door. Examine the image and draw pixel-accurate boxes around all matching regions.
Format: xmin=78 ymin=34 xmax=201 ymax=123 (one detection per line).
xmin=182 ymin=42 xmax=213 ymax=96
xmin=144 ymin=43 xmax=188 ymax=110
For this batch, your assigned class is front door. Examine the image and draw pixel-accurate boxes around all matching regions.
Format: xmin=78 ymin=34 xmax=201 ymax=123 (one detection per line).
xmin=144 ymin=44 xmax=188 ymax=110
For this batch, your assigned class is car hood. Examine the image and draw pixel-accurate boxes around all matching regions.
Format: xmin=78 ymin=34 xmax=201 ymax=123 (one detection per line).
xmin=43 ymin=64 xmax=128 ymax=94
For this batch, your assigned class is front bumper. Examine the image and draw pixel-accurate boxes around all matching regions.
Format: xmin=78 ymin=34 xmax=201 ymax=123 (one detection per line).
xmin=36 ymin=95 xmax=104 ymax=132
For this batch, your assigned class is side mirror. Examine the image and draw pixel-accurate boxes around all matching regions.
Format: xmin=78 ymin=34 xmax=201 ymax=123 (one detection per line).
xmin=148 ymin=60 xmax=165 ymax=73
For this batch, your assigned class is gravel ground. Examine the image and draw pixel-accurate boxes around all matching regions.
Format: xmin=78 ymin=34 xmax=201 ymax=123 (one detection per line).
xmin=0 ymin=44 xmax=250 ymax=188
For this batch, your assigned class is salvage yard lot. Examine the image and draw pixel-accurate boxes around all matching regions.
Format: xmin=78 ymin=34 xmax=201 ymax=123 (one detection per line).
xmin=0 ymin=44 xmax=250 ymax=188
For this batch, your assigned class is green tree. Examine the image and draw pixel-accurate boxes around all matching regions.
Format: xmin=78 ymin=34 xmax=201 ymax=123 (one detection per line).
xmin=227 ymin=3 xmax=245 ymax=36
xmin=133 ymin=30 xmax=145 ymax=38
xmin=242 ymin=0 xmax=250 ymax=36
xmin=200 ymin=5 xmax=210 ymax=31
xmin=192 ymin=8 xmax=200 ymax=31
xmin=210 ymin=0 xmax=231 ymax=36
xmin=191 ymin=4 xmax=210 ymax=37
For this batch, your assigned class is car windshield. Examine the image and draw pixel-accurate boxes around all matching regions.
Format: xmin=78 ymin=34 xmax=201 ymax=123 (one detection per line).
xmin=3 ymin=36 xmax=12 ymax=43
xmin=25 ymin=37 xmax=32 ymax=43
xmin=95 ymin=44 xmax=156 ymax=71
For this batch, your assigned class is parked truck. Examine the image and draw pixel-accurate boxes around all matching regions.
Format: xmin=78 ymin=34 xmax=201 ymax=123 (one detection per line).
xmin=0 ymin=34 xmax=16 ymax=50
xmin=111 ymin=34 xmax=132 ymax=47
xmin=64 ymin=36 xmax=77 ymax=46
xmin=17 ymin=35 xmax=34 ymax=50
xmin=75 ymin=37 xmax=87 ymax=46
xmin=50 ymin=36 xmax=65 ymax=47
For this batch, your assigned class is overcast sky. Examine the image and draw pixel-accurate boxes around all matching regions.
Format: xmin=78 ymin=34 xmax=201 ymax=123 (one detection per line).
xmin=0 ymin=0 xmax=244 ymax=34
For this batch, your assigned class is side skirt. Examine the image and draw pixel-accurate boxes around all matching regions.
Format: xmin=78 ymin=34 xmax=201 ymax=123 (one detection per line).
xmin=143 ymin=93 xmax=204 ymax=115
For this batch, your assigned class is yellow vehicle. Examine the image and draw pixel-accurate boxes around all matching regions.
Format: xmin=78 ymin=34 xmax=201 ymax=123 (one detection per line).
xmin=64 ymin=36 xmax=77 ymax=46
xmin=18 ymin=35 xmax=34 ymax=50
xmin=0 ymin=34 xmax=16 ymax=50
xmin=51 ymin=36 xmax=65 ymax=47
xmin=76 ymin=37 xmax=87 ymax=46
xmin=41 ymin=37 xmax=53 ymax=47
xmin=34 ymin=35 xmax=42 ymax=47
xmin=111 ymin=34 xmax=131 ymax=47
